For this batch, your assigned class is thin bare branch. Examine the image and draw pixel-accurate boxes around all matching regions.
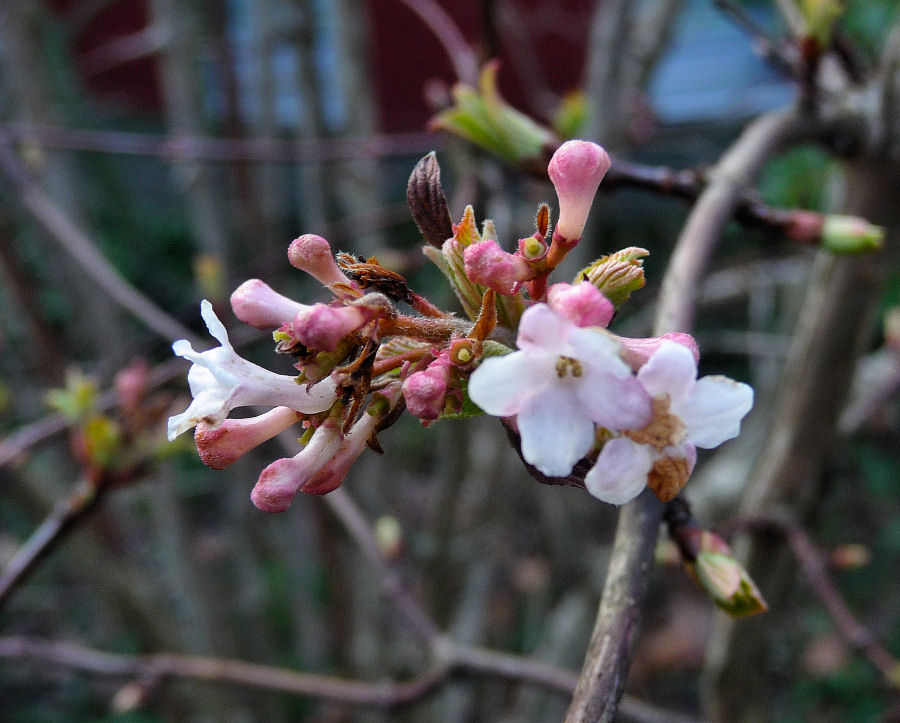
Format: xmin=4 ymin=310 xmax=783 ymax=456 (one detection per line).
xmin=395 ymin=0 xmax=479 ymax=84
xmin=0 ymin=122 xmax=443 ymax=163
xmin=0 ymin=133 xmax=199 ymax=345
xmin=0 ymin=480 xmax=103 ymax=608
xmin=0 ymin=636 xmax=450 ymax=708
xmin=730 ymin=515 xmax=900 ymax=685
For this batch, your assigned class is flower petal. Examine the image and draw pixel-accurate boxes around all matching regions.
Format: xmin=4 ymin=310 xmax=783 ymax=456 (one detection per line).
xmin=577 ymin=368 xmax=652 ymax=431
xmin=637 ymin=339 xmax=698 ymax=402
xmin=568 ymin=326 xmax=631 ymax=378
xmin=516 ymin=390 xmax=594 ymax=476
xmin=200 ymin=299 xmax=233 ymax=350
xmin=516 ymin=304 xmax=572 ymax=352
xmin=585 ymin=437 xmax=655 ymax=505
xmin=675 ymin=375 xmax=753 ymax=448
xmin=468 ymin=351 xmax=548 ymax=416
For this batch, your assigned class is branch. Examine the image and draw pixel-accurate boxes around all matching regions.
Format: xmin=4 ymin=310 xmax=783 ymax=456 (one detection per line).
xmin=654 ymin=110 xmax=811 ymax=334
xmin=565 ymin=109 xmax=810 ymax=723
xmin=730 ymin=515 xmax=900 ymax=685
xmin=0 ymin=122 xmax=443 ymax=163
xmin=395 ymin=0 xmax=479 ymax=85
xmin=0 ymin=636 xmax=450 ymax=709
xmin=0 ymin=634 xmax=702 ymax=721
xmin=705 ymin=158 xmax=900 ymax=718
xmin=0 ymin=132 xmax=199 ymax=345
xmin=0 ymin=479 xmax=104 ymax=608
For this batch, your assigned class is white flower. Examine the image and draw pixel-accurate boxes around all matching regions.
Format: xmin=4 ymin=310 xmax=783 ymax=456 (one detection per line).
xmin=167 ymin=300 xmax=337 ymax=440
xmin=586 ymin=340 xmax=753 ymax=504
xmin=468 ymin=304 xmax=651 ymax=477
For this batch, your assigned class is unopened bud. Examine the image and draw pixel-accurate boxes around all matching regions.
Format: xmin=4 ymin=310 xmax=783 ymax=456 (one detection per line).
xmin=231 ymin=279 xmax=308 ymax=329
xmin=251 ymin=420 xmax=344 ymax=512
xmin=547 ymin=281 xmax=614 ymax=328
xmin=829 ymin=543 xmax=871 ymax=570
xmin=618 ymin=332 xmax=700 ymax=371
xmin=548 ymin=140 xmax=611 ymax=243
xmin=375 ymin=515 xmax=404 ymax=559
xmin=288 ymin=234 xmax=350 ymax=288
xmin=688 ymin=531 xmax=768 ymax=617
xmin=403 ymin=360 xmax=451 ymax=421
xmin=114 ymin=359 xmax=150 ymax=415
xmin=821 ymin=215 xmax=884 ymax=254
xmin=464 ymin=239 xmax=533 ymax=294
xmin=885 ymin=308 xmax=900 ymax=350
xmin=196 ymin=406 xmax=303 ymax=469
xmin=785 ymin=210 xmax=824 ymax=244
xmin=292 ymin=303 xmax=373 ymax=352
xmin=576 ymin=247 xmax=648 ymax=309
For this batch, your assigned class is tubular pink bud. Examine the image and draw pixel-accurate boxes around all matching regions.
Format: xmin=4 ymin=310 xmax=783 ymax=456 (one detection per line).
xmin=403 ymin=361 xmax=451 ymax=421
xmin=250 ymin=421 xmax=343 ymax=512
xmin=231 ymin=279 xmax=308 ymax=329
xmin=618 ymin=332 xmax=700 ymax=372
xmin=548 ymin=140 xmax=611 ymax=243
xmin=195 ymin=406 xmax=303 ymax=469
xmin=288 ymin=234 xmax=349 ymax=288
xmin=463 ymin=239 xmax=533 ymax=294
xmin=299 ymin=384 xmax=403 ymax=496
xmin=292 ymin=303 xmax=371 ymax=352
xmin=547 ymin=281 xmax=614 ymax=328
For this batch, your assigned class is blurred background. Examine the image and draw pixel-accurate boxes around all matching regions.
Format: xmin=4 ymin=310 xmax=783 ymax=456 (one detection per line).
xmin=0 ymin=0 xmax=899 ymax=720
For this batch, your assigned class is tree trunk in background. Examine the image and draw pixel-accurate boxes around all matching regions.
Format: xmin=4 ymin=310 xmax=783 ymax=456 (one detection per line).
xmin=702 ymin=159 xmax=900 ymax=722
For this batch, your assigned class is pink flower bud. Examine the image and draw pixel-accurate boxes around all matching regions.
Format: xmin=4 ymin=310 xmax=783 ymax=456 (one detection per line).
xmin=292 ymin=303 xmax=371 ymax=352
xmin=250 ymin=420 xmax=343 ymax=512
xmin=114 ymin=359 xmax=150 ymax=414
xmin=547 ymin=282 xmax=614 ymax=328
xmin=231 ymin=279 xmax=308 ymax=329
xmin=288 ymin=234 xmax=349 ymax=288
xmin=618 ymin=332 xmax=700 ymax=371
xmin=300 ymin=412 xmax=379 ymax=495
xmin=785 ymin=210 xmax=824 ymax=244
xmin=463 ymin=239 xmax=533 ymax=294
xmin=548 ymin=140 xmax=611 ymax=243
xmin=195 ymin=406 xmax=303 ymax=469
xmin=403 ymin=361 xmax=451 ymax=421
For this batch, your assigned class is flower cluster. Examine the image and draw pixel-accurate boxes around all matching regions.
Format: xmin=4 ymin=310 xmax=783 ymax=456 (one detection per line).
xmin=168 ymin=140 xmax=753 ymax=510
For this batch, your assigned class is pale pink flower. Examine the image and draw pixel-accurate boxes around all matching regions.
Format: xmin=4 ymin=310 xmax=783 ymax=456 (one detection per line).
xmin=468 ymin=304 xmax=651 ymax=476
xmin=548 ymin=140 xmax=611 ymax=243
xmin=167 ymin=300 xmax=336 ymax=440
xmin=586 ymin=340 xmax=753 ymax=505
